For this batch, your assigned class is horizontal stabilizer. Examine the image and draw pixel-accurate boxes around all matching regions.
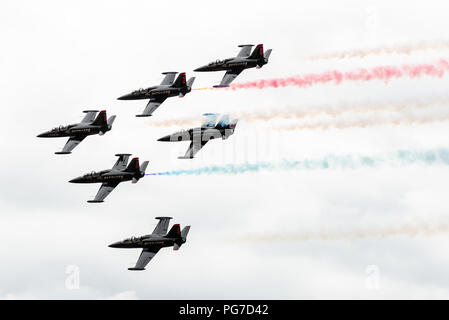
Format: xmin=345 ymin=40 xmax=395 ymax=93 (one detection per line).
xmin=213 ymin=84 xmax=230 ymax=88
xmin=140 ymin=161 xmax=149 ymax=174
xmin=128 ymin=267 xmax=145 ymax=271
xmin=178 ymin=156 xmax=193 ymax=159
xmin=264 ymin=49 xmax=272 ymax=60
xmin=87 ymin=200 xmax=104 ymax=203
xmin=187 ymin=77 xmax=195 ymax=87
xmin=181 ymin=226 xmax=191 ymax=238
xmin=55 ymin=151 xmax=71 ymax=155
xmin=135 ymin=114 xmax=152 ymax=117
xmin=107 ymin=115 xmax=116 ymax=126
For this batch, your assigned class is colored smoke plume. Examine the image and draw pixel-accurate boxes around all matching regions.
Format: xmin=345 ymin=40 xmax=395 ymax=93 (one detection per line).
xmin=146 ymin=148 xmax=449 ymax=176
xmin=228 ymin=59 xmax=449 ymax=90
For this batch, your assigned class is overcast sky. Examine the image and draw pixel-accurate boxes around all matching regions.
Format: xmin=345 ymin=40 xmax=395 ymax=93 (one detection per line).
xmin=2 ymin=0 xmax=449 ymax=299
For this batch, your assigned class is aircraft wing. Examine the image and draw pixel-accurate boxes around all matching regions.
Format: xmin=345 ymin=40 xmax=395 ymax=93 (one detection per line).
xmin=178 ymin=140 xmax=209 ymax=159
xmin=152 ymin=217 xmax=172 ymax=236
xmin=215 ymin=68 xmax=244 ymax=87
xmin=112 ymin=154 xmax=131 ymax=170
xmin=129 ymin=247 xmax=161 ymax=270
xmin=88 ymin=181 xmax=119 ymax=203
xmin=160 ymin=72 xmax=177 ymax=86
xmin=56 ymin=136 xmax=86 ymax=154
xmin=136 ymin=97 xmax=167 ymax=117
xmin=81 ymin=111 xmax=98 ymax=123
xmin=237 ymin=45 xmax=254 ymax=57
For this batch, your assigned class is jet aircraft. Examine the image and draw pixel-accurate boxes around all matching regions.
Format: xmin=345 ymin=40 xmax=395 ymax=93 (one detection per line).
xmin=109 ymin=217 xmax=190 ymax=271
xmin=194 ymin=44 xmax=272 ymax=87
xmin=69 ymin=154 xmax=149 ymax=203
xmin=37 ymin=110 xmax=116 ymax=154
xmin=158 ymin=113 xmax=238 ymax=159
xmin=117 ymin=72 xmax=195 ymax=117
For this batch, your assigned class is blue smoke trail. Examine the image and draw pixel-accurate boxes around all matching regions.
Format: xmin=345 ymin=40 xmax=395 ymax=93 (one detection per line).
xmin=146 ymin=148 xmax=449 ymax=176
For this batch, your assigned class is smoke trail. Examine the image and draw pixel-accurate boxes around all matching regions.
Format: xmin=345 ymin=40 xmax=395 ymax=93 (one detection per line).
xmin=228 ymin=59 xmax=449 ymax=90
xmin=274 ymin=108 xmax=449 ymax=131
xmin=146 ymin=148 xmax=449 ymax=176
xmin=149 ymin=98 xmax=449 ymax=128
xmin=192 ymin=87 xmax=213 ymax=91
xmin=304 ymin=40 xmax=449 ymax=61
xmin=236 ymin=222 xmax=449 ymax=243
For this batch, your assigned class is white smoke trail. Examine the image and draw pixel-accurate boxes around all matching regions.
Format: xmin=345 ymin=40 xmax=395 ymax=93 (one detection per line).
xmin=149 ymin=98 xmax=449 ymax=129
xmin=303 ymin=40 xmax=449 ymax=61
xmin=273 ymin=106 xmax=449 ymax=131
xmin=236 ymin=221 xmax=449 ymax=243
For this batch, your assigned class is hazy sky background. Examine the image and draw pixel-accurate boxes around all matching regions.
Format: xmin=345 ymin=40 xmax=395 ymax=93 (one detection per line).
xmin=2 ymin=0 xmax=449 ymax=299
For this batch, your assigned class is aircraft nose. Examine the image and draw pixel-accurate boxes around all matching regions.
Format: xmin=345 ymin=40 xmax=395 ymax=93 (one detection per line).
xmin=194 ymin=65 xmax=208 ymax=72
xmin=69 ymin=176 xmax=83 ymax=183
xmin=108 ymin=241 xmax=122 ymax=248
xmin=37 ymin=131 xmax=49 ymax=138
xmin=157 ymin=135 xmax=171 ymax=142
xmin=117 ymin=93 xmax=132 ymax=100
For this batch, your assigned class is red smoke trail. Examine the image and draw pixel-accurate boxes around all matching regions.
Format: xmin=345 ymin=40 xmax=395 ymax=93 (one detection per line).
xmin=229 ymin=59 xmax=449 ymax=90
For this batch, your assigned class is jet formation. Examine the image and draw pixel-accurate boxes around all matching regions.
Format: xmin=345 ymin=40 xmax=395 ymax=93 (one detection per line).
xmin=109 ymin=217 xmax=190 ymax=270
xmin=37 ymin=110 xmax=116 ymax=154
xmin=118 ymin=72 xmax=195 ymax=117
xmin=158 ymin=113 xmax=238 ymax=159
xmin=69 ymin=154 xmax=149 ymax=203
xmin=38 ymin=43 xmax=272 ymax=271
xmin=194 ymin=44 xmax=272 ymax=87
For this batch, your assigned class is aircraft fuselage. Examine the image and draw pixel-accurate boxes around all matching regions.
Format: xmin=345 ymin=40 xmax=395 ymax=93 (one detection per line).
xmin=158 ymin=127 xmax=234 ymax=142
xmin=37 ymin=124 xmax=108 ymax=138
xmin=69 ymin=169 xmax=140 ymax=184
xmin=109 ymin=235 xmax=181 ymax=249
xmin=118 ymin=85 xmax=190 ymax=101
xmin=194 ymin=57 xmax=263 ymax=72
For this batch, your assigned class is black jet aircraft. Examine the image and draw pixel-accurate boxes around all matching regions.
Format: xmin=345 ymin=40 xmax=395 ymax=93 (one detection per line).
xmin=117 ymin=72 xmax=195 ymax=117
xmin=69 ymin=154 xmax=149 ymax=203
xmin=109 ymin=217 xmax=190 ymax=271
xmin=158 ymin=113 xmax=238 ymax=159
xmin=37 ymin=110 xmax=116 ymax=154
xmin=194 ymin=44 xmax=272 ymax=87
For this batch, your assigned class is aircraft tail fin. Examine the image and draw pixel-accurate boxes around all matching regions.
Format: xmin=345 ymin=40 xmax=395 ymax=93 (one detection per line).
xmin=125 ymin=157 xmax=140 ymax=173
xmin=166 ymin=224 xmax=181 ymax=238
xmin=92 ymin=110 xmax=107 ymax=126
xmin=249 ymin=44 xmax=264 ymax=59
xmin=171 ymin=72 xmax=187 ymax=88
xmin=173 ymin=226 xmax=190 ymax=250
